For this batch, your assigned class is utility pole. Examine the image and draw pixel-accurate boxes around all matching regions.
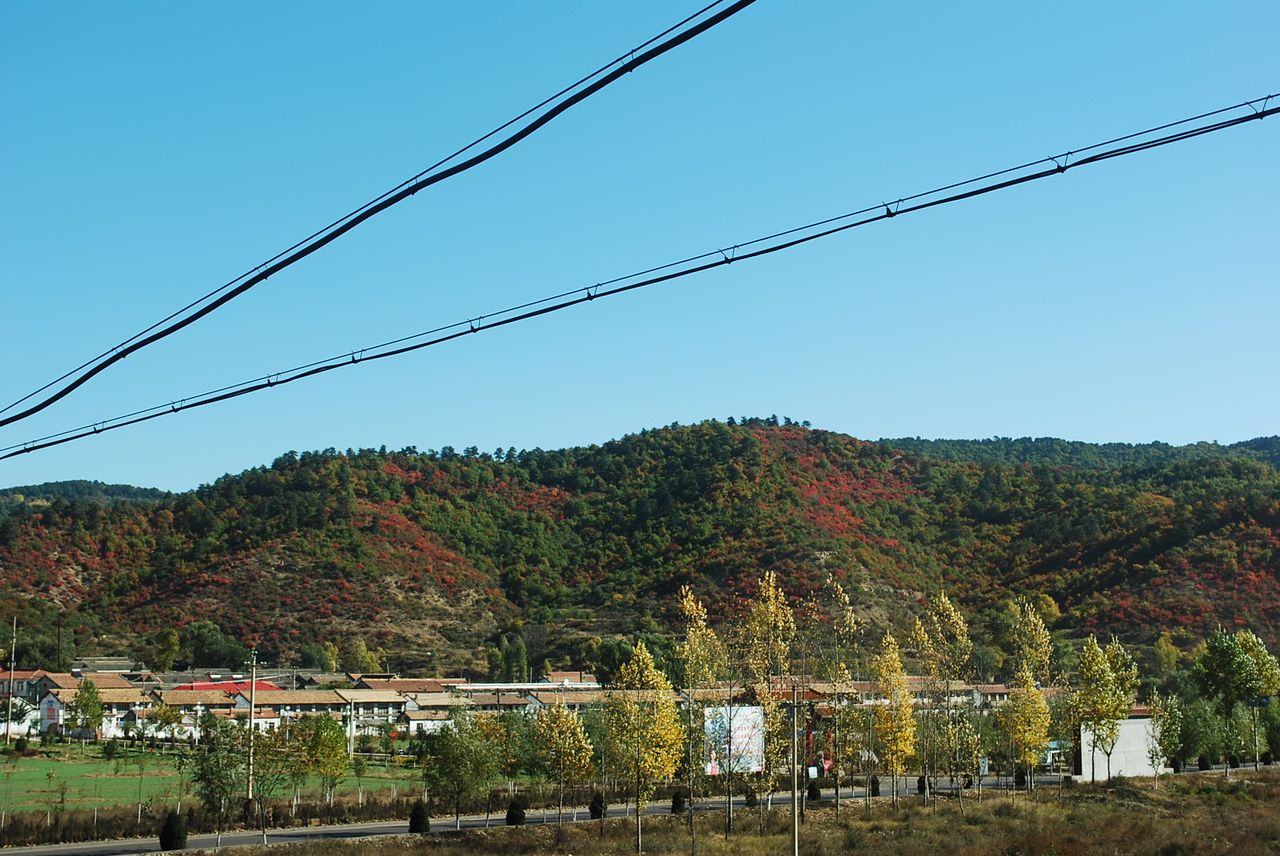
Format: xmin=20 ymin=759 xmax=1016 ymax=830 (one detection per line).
xmin=790 ymin=682 xmax=799 ymax=856
xmin=683 ymin=690 xmax=695 ymax=856
xmin=246 ymin=649 xmax=257 ymax=800
xmin=833 ymin=696 xmax=841 ymax=818
xmin=5 ymin=617 xmax=16 ymax=746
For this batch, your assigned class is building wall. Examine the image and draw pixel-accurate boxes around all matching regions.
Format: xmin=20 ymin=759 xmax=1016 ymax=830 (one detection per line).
xmin=1079 ymin=717 xmax=1164 ymax=781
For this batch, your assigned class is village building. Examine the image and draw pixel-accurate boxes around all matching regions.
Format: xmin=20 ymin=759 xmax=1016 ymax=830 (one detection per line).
xmin=39 ymin=687 xmax=150 ymax=738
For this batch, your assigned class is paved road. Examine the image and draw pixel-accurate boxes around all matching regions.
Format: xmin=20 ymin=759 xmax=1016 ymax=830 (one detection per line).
xmin=0 ymin=801 xmax=712 ymax=856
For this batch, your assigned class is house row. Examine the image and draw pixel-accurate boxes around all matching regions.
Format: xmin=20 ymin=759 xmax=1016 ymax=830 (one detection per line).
xmin=21 ymin=667 xmax=1033 ymax=743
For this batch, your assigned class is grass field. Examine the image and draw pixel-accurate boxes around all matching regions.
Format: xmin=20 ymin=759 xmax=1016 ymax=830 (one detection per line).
xmin=0 ymin=745 xmax=423 ymax=816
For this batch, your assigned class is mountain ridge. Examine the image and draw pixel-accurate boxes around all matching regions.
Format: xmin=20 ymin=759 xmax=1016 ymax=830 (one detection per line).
xmin=2 ymin=420 xmax=1276 ymax=676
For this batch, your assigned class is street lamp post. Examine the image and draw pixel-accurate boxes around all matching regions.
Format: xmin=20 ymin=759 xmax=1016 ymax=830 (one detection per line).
xmin=5 ymin=617 xmax=16 ymax=747
xmin=790 ymin=681 xmax=799 ymax=856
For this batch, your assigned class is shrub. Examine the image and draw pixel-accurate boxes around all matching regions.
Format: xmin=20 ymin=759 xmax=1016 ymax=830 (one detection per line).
xmin=158 ymin=810 xmax=187 ymax=850
xmin=869 ymin=775 xmax=880 ymax=797
xmin=671 ymin=789 xmax=685 ymax=814
xmin=589 ymin=792 xmax=605 ymax=820
xmin=808 ymin=780 xmax=821 ymax=802
xmin=506 ymin=798 xmax=526 ymax=826
xmin=916 ymin=776 xmax=927 ymax=795
xmin=103 ymin=739 xmax=119 ymax=761
xmin=408 ymin=800 xmax=428 ymax=834
xmin=14 ymin=736 xmax=28 ymax=752
xmin=744 ymin=791 xmax=758 ymax=808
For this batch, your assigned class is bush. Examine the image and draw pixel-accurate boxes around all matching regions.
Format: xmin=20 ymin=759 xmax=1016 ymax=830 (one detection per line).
xmin=158 ymin=810 xmax=187 ymax=850
xmin=589 ymin=792 xmax=605 ymax=820
xmin=671 ymin=788 xmax=685 ymax=814
xmin=103 ymin=739 xmax=120 ymax=761
xmin=744 ymin=791 xmax=758 ymax=808
xmin=408 ymin=800 xmax=428 ymax=834
xmin=807 ymin=780 xmax=821 ymax=802
xmin=506 ymin=798 xmax=526 ymax=826
xmin=916 ymin=776 xmax=927 ymax=795
xmin=14 ymin=736 xmax=28 ymax=753
xmin=869 ymin=775 xmax=880 ymax=797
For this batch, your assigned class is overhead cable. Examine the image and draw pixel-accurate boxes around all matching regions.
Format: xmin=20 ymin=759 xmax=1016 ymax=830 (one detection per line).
xmin=0 ymin=0 xmax=757 ymax=430
xmin=2 ymin=92 xmax=1275 ymax=462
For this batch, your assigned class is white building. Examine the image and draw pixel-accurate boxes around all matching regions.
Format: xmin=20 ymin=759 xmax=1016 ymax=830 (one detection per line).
xmin=1078 ymin=714 xmax=1164 ymax=781
xmin=39 ymin=688 xmax=151 ymax=738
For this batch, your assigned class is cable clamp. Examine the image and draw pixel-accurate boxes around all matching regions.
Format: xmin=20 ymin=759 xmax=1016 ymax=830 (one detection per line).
xmin=719 ymin=246 xmax=738 ymax=263
xmin=1051 ymin=152 xmax=1072 ymax=173
xmin=469 ymin=319 xmax=478 ymax=333
xmin=587 ymin=284 xmax=598 ymax=300
xmin=884 ymin=200 xmax=901 ymax=218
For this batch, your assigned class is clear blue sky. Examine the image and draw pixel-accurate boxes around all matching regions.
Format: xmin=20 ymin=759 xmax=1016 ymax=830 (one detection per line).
xmin=2 ymin=2 xmax=1277 ymax=491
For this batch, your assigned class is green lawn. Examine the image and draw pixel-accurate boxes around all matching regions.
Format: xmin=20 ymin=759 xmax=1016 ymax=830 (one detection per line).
xmin=0 ymin=745 xmax=423 ymax=816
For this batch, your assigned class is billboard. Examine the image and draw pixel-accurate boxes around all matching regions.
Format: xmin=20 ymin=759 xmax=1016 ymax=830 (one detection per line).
xmin=703 ymin=705 xmax=765 ymax=775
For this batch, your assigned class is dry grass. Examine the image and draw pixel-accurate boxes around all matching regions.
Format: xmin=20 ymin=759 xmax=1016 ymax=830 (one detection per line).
xmin=194 ymin=770 xmax=1280 ymax=856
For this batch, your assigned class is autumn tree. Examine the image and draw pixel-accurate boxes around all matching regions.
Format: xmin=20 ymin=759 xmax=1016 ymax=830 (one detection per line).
xmin=487 ymin=710 xmax=536 ymax=797
xmin=339 ymin=638 xmax=384 ymax=675
xmin=151 ymin=702 xmax=183 ymax=751
xmin=739 ymin=571 xmax=795 ymax=805
xmin=1194 ymin=628 xmax=1261 ymax=778
xmin=1009 ymin=598 xmax=1054 ymax=685
xmin=1235 ymin=630 xmax=1279 ymax=770
xmin=66 ymin=679 xmax=103 ymax=751
xmin=819 ymin=576 xmax=859 ymax=815
xmin=535 ymin=704 xmax=594 ymax=823
xmin=149 ymin=628 xmax=181 ymax=672
xmin=425 ymin=711 xmax=499 ymax=829
xmin=603 ymin=640 xmax=683 ymax=854
xmin=295 ymin=714 xmax=348 ymax=803
xmin=999 ymin=664 xmax=1051 ymax=792
xmin=872 ymin=632 xmax=915 ymax=808
xmin=248 ymin=726 xmax=301 ymax=844
xmin=1153 ymin=633 xmax=1180 ymax=679
xmin=1076 ymin=636 xmax=1138 ymax=782
xmin=676 ymin=586 xmax=728 ymax=829
xmin=910 ymin=592 xmax=971 ymax=801
xmin=191 ymin=717 xmax=245 ymax=846
xmin=1146 ymin=692 xmax=1183 ymax=788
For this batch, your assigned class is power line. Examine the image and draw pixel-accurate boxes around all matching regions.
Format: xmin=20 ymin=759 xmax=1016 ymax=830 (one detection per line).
xmin=2 ymin=92 xmax=1275 ymax=462
xmin=0 ymin=0 xmax=757 ymax=430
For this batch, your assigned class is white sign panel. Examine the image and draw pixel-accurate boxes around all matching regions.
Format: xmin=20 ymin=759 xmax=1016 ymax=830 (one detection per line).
xmin=704 ymin=705 xmax=765 ymax=775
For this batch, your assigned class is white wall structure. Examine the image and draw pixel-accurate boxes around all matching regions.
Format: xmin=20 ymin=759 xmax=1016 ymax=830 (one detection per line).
xmin=1079 ymin=716 xmax=1165 ymax=781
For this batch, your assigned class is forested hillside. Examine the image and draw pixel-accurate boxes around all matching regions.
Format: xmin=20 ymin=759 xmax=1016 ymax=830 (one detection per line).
xmin=1 ymin=420 xmax=1277 ymax=676
xmin=0 ymin=479 xmax=169 ymax=509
